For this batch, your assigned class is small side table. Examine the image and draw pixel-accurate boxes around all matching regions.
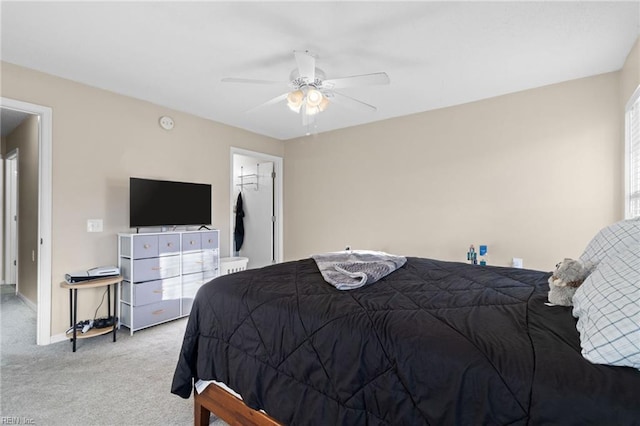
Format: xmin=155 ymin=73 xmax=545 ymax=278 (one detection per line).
xmin=60 ymin=275 xmax=122 ymax=352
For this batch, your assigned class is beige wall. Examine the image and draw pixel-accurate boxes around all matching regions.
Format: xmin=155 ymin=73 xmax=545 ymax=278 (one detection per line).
xmin=5 ymin=115 xmax=39 ymax=303
xmin=1 ymin=61 xmax=284 ymax=335
xmin=284 ymin=72 xmax=622 ymax=271
xmin=621 ymin=37 xmax=640 ymax=106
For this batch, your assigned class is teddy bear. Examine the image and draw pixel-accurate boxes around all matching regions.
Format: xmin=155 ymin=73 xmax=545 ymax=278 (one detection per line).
xmin=547 ymin=258 xmax=593 ymax=306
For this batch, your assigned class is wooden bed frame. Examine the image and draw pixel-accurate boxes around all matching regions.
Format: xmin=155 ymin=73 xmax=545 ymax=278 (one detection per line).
xmin=194 ymin=382 xmax=283 ymax=426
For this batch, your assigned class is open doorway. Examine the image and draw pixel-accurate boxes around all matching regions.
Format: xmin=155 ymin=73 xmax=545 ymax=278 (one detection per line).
xmin=0 ymin=98 xmax=52 ymax=346
xmin=230 ymin=148 xmax=283 ymax=269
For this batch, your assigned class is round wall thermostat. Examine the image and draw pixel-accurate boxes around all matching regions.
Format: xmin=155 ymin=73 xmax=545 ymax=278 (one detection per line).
xmin=159 ymin=116 xmax=174 ymax=130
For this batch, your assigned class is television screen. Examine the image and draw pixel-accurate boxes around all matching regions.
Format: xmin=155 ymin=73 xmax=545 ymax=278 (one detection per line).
xmin=130 ymin=177 xmax=212 ymax=227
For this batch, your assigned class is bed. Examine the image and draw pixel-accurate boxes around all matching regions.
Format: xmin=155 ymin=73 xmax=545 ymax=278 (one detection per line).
xmin=171 ymin=252 xmax=640 ymax=425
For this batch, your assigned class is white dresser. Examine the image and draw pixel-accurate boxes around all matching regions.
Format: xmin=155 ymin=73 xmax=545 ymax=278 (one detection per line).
xmin=118 ymin=230 xmax=219 ymax=334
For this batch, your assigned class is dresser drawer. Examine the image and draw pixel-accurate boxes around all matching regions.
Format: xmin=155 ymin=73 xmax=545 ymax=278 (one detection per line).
xmin=202 ymin=249 xmax=219 ymax=273
xmin=201 ymin=231 xmax=219 ymax=250
xmin=182 ymin=233 xmax=202 ymax=252
xmin=132 ymin=235 xmax=159 ymax=259
xmin=132 ymin=255 xmax=180 ymax=282
xmin=183 ymin=252 xmax=206 ymax=274
xmin=121 ymin=299 xmax=180 ymax=330
xmin=182 ymin=249 xmax=218 ymax=274
xmin=122 ymin=277 xmax=181 ymax=306
xmin=158 ymin=233 xmax=180 ymax=256
xmin=203 ymin=269 xmax=217 ymax=281
xmin=182 ymin=272 xmax=208 ymax=298
xmin=182 ymin=272 xmax=209 ymax=316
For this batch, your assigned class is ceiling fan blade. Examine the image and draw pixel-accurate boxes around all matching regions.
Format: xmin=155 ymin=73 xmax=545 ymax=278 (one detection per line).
xmin=246 ymin=92 xmax=289 ymax=113
xmin=323 ymin=72 xmax=390 ymax=89
xmin=221 ymin=77 xmax=285 ymax=85
xmin=294 ymin=50 xmax=315 ymax=82
xmin=330 ymin=91 xmax=377 ymax=112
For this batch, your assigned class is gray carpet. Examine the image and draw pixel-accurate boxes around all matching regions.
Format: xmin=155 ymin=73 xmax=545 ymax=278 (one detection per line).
xmin=0 ymin=285 xmax=227 ymax=425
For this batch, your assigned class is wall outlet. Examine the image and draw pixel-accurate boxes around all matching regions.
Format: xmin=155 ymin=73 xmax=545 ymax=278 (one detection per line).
xmin=512 ymin=257 xmax=524 ymax=269
xmin=87 ymin=219 xmax=103 ymax=233
xmin=345 ymin=245 xmax=351 ymax=251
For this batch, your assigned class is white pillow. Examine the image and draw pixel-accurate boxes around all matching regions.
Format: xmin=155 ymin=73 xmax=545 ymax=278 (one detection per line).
xmin=572 ymin=245 xmax=640 ymax=370
xmin=580 ymin=218 xmax=640 ymax=266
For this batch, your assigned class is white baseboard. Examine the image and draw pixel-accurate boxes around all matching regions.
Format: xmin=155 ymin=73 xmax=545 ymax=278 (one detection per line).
xmin=17 ymin=291 xmax=36 ymax=311
xmin=15 ymin=292 xmax=64 ymax=345
xmin=50 ymin=333 xmax=69 ymax=344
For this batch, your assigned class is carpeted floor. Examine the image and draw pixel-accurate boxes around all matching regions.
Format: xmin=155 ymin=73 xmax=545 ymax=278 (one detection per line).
xmin=0 ymin=284 xmax=227 ymax=425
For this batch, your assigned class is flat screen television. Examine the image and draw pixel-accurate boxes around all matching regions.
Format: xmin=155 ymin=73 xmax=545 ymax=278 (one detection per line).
xmin=129 ymin=177 xmax=212 ymax=228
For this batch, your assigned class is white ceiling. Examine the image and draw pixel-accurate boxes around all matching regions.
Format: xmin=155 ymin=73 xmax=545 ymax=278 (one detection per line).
xmin=2 ymin=1 xmax=639 ymax=140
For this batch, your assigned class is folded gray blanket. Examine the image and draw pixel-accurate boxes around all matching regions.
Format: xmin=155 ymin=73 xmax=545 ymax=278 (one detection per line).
xmin=311 ymin=250 xmax=407 ymax=290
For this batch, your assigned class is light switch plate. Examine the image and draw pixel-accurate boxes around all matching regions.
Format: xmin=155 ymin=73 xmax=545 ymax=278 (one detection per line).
xmin=87 ymin=219 xmax=103 ymax=232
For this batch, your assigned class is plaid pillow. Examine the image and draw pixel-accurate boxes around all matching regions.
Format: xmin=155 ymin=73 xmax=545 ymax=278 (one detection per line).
xmin=572 ymin=245 xmax=640 ymax=370
xmin=580 ymin=218 xmax=640 ymax=266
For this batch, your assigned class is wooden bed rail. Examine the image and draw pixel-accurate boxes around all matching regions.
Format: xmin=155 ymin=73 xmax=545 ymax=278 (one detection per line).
xmin=194 ymin=382 xmax=282 ymax=426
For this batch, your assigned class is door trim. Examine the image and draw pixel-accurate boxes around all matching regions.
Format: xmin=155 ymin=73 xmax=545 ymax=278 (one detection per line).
xmin=230 ymin=147 xmax=283 ymax=264
xmin=5 ymin=150 xmax=18 ymax=291
xmin=1 ymin=97 xmax=52 ymax=346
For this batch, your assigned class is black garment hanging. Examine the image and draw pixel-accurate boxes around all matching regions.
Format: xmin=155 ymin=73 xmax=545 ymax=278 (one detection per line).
xmin=234 ymin=192 xmax=245 ymax=252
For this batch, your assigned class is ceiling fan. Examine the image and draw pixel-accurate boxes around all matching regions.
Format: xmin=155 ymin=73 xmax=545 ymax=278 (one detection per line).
xmin=221 ymin=50 xmax=390 ymax=129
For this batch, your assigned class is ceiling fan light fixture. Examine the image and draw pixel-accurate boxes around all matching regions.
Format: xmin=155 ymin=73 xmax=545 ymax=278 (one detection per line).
xmin=287 ymin=90 xmax=304 ymax=112
xmin=305 ymin=88 xmax=323 ymax=107
xmin=318 ymin=96 xmax=330 ymax=112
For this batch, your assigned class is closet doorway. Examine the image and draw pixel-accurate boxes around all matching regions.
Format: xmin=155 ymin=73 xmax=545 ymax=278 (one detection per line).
xmin=230 ymin=148 xmax=283 ymax=269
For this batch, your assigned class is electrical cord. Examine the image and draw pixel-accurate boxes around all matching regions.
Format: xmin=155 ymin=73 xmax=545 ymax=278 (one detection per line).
xmin=93 ymin=287 xmax=108 ymax=321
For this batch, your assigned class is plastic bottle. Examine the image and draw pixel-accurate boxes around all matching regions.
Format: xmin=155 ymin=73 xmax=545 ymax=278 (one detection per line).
xmin=479 ymin=245 xmax=488 ymax=266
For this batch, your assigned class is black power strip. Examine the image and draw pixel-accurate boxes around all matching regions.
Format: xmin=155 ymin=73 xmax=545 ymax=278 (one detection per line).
xmin=93 ymin=316 xmax=117 ymax=329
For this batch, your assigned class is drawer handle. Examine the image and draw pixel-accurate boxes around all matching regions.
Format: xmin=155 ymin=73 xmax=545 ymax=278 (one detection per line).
xmin=152 ymin=309 xmax=165 ymax=315
xmin=153 ymin=290 xmax=163 ymax=294
xmin=167 ymin=242 xmax=173 ymax=247
xmin=208 ymin=239 xmax=213 ymax=243
xmin=144 ymin=244 xmax=151 ymax=249
xmin=151 ymin=267 xmax=162 ymax=271
xmin=190 ymin=241 xmax=195 ymax=245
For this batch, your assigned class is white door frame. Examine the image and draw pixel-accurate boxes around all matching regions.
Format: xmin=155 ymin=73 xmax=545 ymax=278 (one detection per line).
xmin=5 ymin=149 xmax=18 ymax=289
xmin=1 ymin=97 xmax=52 ymax=346
xmin=230 ymin=147 xmax=283 ymax=264
xmin=0 ymin=158 xmax=3 ymax=284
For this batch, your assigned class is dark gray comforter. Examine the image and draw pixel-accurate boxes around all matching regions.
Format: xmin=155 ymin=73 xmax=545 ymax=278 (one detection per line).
xmin=172 ymin=257 xmax=640 ymax=425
